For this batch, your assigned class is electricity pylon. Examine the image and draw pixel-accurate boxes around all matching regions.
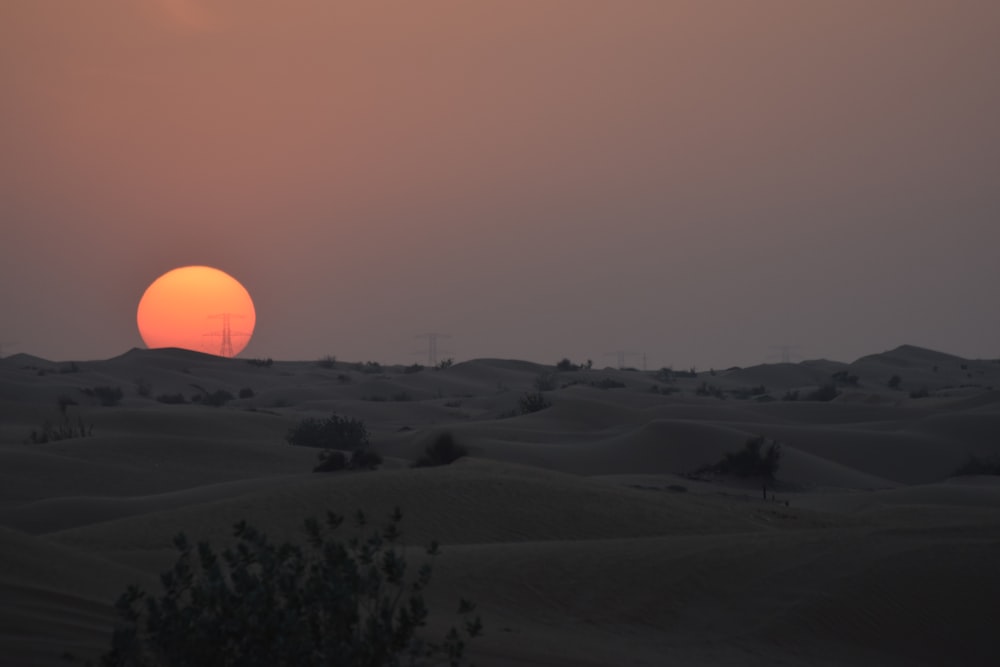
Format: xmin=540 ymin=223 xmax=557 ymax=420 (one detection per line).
xmin=414 ymin=332 xmax=451 ymax=366
xmin=768 ymin=345 xmax=801 ymax=364
xmin=605 ymin=350 xmax=640 ymax=370
xmin=204 ymin=314 xmax=250 ymax=358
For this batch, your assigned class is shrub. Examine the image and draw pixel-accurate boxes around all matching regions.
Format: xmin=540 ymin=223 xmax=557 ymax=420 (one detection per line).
xmin=349 ymin=448 xmax=383 ymax=470
xmin=99 ymin=509 xmax=481 ymax=666
xmin=518 ymin=391 xmax=551 ymax=414
xmin=391 ymin=391 xmax=412 ymax=402
xmin=86 ymin=385 xmax=124 ymax=407
xmin=404 ymin=363 xmax=424 ymax=374
xmin=246 ymin=357 xmax=274 ymax=367
xmin=435 ymin=358 xmax=454 ymax=370
xmin=698 ymin=436 xmax=781 ymax=481
xmin=831 ymin=371 xmax=859 ymax=386
xmin=156 ymin=393 xmax=187 ymax=405
xmin=27 ymin=415 xmax=92 ymax=443
xmin=134 ymin=378 xmax=152 ymax=398
xmin=238 ymin=387 xmax=255 ymax=399
xmin=695 ymin=382 xmax=724 ymax=399
xmin=556 ymin=358 xmax=592 ymax=371
xmin=805 ymin=384 xmax=839 ymax=402
xmin=57 ymin=394 xmax=78 ymax=414
xmin=287 ymin=414 xmax=369 ymax=450
xmin=909 ymin=387 xmax=930 ymax=399
xmin=414 ymin=432 xmax=468 ymax=468
xmin=316 ymin=355 xmax=337 ymax=369
xmin=782 ymin=390 xmax=799 ymax=402
xmin=888 ymin=375 xmax=902 ymax=390
xmin=202 ymin=389 xmax=235 ymax=407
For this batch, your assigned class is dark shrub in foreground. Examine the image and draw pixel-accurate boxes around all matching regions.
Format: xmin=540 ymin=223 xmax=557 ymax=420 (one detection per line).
xmin=288 ymin=413 xmax=369 ymax=450
xmin=414 ymin=432 xmax=468 ymax=468
xmin=100 ymin=509 xmax=481 ymax=666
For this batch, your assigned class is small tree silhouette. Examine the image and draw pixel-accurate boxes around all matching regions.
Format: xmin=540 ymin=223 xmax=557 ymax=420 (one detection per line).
xmin=99 ymin=509 xmax=482 ymax=666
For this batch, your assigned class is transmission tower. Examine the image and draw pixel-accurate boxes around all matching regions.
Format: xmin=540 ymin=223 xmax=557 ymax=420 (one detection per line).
xmin=605 ymin=350 xmax=640 ymax=370
xmin=414 ymin=332 xmax=451 ymax=366
xmin=204 ymin=314 xmax=249 ymax=358
xmin=768 ymin=345 xmax=801 ymax=364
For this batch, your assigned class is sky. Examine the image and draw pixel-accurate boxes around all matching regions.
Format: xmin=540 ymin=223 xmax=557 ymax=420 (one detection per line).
xmin=2 ymin=0 xmax=999 ymax=369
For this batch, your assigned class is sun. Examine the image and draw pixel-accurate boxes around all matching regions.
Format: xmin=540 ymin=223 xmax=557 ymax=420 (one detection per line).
xmin=137 ymin=266 xmax=256 ymax=357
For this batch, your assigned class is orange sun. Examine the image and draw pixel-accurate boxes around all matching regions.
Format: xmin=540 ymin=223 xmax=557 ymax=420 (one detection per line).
xmin=137 ymin=266 xmax=256 ymax=357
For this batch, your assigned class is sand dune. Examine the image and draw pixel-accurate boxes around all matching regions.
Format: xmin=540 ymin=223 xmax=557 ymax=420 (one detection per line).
xmin=2 ymin=345 xmax=998 ymax=665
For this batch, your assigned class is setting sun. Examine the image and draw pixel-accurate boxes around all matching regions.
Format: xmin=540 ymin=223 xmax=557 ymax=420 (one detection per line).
xmin=136 ymin=266 xmax=256 ymax=357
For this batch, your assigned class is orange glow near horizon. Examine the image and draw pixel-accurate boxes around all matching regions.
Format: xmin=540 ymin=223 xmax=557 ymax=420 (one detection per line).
xmin=136 ymin=266 xmax=256 ymax=357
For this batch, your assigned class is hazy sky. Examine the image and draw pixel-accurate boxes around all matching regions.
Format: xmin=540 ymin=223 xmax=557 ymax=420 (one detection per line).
xmin=2 ymin=1 xmax=998 ymax=368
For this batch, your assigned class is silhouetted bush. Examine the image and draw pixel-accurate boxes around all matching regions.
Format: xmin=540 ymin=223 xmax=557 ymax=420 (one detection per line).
xmin=909 ymin=387 xmax=930 ymax=399
xmin=698 ymin=436 xmax=781 ymax=481
xmin=649 ymin=384 xmax=680 ymax=395
xmin=202 ymin=389 xmax=235 ymax=407
xmin=156 ymin=393 xmax=187 ymax=405
xmin=414 ymin=432 xmax=468 ymax=468
xmin=238 ymin=387 xmax=255 ymax=399
xmin=57 ymin=394 xmax=77 ymax=414
xmin=349 ymin=448 xmax=383 ymax=470
xmin=246 ymin=357 xmax=273 ymax=367
xmin=805 ymin=384 xmax=839 ymax=402
xmin=696 ymin=382 xmax=724 ymax=399
xmin=59 ymin=362 xmax=80 ymax=374
xmin=100 ymin=509 xmax=481 ymax=666
xmin=888 ymin=375 xmax=902 ymax=389
xmin=27 ymin=415 xmax=92 ymax=443
xmin=782 ymin=390 xmax=799 ymax=402
xmin=134 ymin=378 xmax=152 ymax=398
xmin=287 ymin=413 xmax=369 ymax=450
xmin=831 ymin=370 xmax=859 ymax=386
xmin=316 ymin=355 xmax=337 ymax=369
xmin=337 ymin=373 xmax=352 ymax=384
xmin=591 ymin=378 xmax=626 ymax=390
xmin=85 ymin=385 xmax=124 ymax=407
xmin=518 ymin=391 xmax=551 ymax=414
xmin=435 ymin=358 xmax=453 ymax=370
xmin=358 ymin=361 xmax=383 ymax=374
xmin=403 ymin=363 xmax=424 ymax=374
xmin=391 ymin=391 xmax=412 ymax=402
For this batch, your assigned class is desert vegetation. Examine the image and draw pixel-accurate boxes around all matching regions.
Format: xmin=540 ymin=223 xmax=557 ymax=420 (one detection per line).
xmin=287 ymin=413 xmax=370 ymax=451
xmin=518 ymin=391 xmax=551 ymax=414
xmin=83 ymin=385 xmax=124 ymax=407
xmin=697 ymin=436 xmax=782 ymax=481
xmin=413 ymin=432 xmax=469 ymax=468
xmin=99 ymin=509 xmax=481 ymax=666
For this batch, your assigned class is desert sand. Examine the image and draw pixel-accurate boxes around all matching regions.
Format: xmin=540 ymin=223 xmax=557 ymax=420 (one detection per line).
xmin=1 ymin=344 xmax=999 ymax=666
